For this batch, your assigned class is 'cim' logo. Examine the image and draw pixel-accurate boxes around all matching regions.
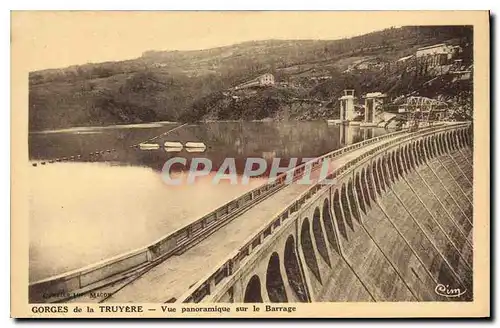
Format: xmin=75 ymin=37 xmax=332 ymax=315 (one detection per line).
xmin=434 ymin=284 xmax=466 ymax=298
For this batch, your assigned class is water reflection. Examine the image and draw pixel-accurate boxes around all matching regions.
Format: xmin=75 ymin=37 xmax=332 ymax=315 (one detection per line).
xmin=29 ymin=162 xmax=265 ymax=282
xmin=139 ymin=122 xmax=388 ymax=175
xmin=30 ymin=122 xmax=389 ymax=174
xmin=28 ymin=122 xmax=181 ymax=161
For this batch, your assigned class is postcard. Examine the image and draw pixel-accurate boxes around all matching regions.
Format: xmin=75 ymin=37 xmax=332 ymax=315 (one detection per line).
xmin=11 ymin=10 xmax=490 ymax=318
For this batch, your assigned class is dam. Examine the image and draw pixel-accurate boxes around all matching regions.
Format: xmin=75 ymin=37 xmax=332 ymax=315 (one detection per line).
xmin=178 ymin=122 xmax=473 ymax=303
xmin=28 ymin=122 xmax=473 ymax=303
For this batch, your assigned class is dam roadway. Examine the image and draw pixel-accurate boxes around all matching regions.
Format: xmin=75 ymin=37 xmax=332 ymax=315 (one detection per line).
xmin=66 ymin=130 xmax=405 ymax=303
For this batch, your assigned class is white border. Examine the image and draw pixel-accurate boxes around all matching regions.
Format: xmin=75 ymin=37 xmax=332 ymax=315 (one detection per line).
xmin=5 ymin=2 xmax=497 ymax=327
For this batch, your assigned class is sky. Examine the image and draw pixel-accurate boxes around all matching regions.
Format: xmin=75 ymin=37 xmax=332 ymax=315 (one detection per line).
xmin=11 ymin=11 xmax=407 ymax=72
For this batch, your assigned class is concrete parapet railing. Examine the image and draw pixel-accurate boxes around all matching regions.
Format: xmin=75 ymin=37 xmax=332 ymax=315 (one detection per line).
xmin=177 ymin=122 xmax=470 ymax=303
xmin=28 ymin=123 xmax=455 ymax=303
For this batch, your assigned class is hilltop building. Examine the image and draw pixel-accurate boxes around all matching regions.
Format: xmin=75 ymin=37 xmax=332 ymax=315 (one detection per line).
xmin=416 ymin=43 xmax=461 ymax=58
xmin=234 ymin=73 xmax=275 ymax=90
xmin=416 ymin=43 xmax=461 ymax=66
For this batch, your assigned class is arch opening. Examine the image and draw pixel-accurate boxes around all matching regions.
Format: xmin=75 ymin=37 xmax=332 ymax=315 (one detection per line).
xmin=340 ymin=184 xmax=354 ymax=231
xmin=372 ymin=162 xmax=382 ymax=196
xmin=322 ymin=199 xmax=340 ymax=253
xmin=432 ymin=137 xmax=438 ymax=157
xmin=301 ymin=218 xmax=322 ymax=284
xmin=355 ymin=173 xmax=367 ymax=214
xmin=419 ymin=140 xmax=425 ymax=164
xmin=428 ymin=137 xmax=435 ymax=158
xmin=383 ymin=156 xmax=392 ymax=186
xmin=404 ymin=145 xmax=411 ymax=171
xmin=412 ymin=142 xmax=419 ymax=167
xmin=378 ymin=158 xmax=386 ymax=191
xmin=244 ymin=275 xmax=263 ymax=303
xmin=414 ymin=142 xmax=421 ymax=166
xmin=366 ymin=165 xmax=377 ymax=200
xmin=266 ymin=252 xmax=288 ymax=303
xmin=400 ymin=147 xmax=408 ymax=175
xmin=412 ymin=143 xmax=418 ymax=168
xmin=387 ymin=154 xmax=395 ymax=183
xmin=360 ymin=169 xmax=372 ymax=208
xmin=446 ymin=133 xmax=452 ymax=152
xmin=398 ymin=148 xmax=406 ymax=175
xmin=391 ymin=151 xmax=399 ymax=182
xmin=312 ymin=207 xmax=331 ymax=267
xmin=424 ymin=138 xmax=430 ymax=160
xmin=405 ymin=145 xmax=414 ymax=171
xmin=333 ymin=191 xmax=348 ymax=241
xmin=427 ymin=137 xmax=433 ymax=158
xmin=423 ymin=138 xmax=428 ymax=160
xmin=438 ymin=135 xmax=444 ymax=154
xmin=414 ymin=141 xmax=420 ymax=166
xmin=284 ymin=236 xmax=308 ymax=302
xmin=417 ymin=140 xmax=423 ymax=163
xmin=393 ymin=152 xmax=399 ymax=179
xmin=348 ymin=179 xmax=361 ymax=223
xmin=458 ymin=130 xmax=465 ymax=148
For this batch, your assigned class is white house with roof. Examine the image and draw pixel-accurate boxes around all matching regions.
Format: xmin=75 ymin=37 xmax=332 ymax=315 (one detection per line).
xmin=416 ymin=43 xmax=461 ymax=60
xmin=234 ymin=73 xmax=275 ymax=90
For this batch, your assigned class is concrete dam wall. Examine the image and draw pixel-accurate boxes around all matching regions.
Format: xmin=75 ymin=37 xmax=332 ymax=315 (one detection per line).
xmin=322 ymin=141 xmax=473 ymax=302
xmin=197 ymin=124 xmax=473 ymax=303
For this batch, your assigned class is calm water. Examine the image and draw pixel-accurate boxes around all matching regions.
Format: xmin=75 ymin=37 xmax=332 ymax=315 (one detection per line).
xmin=29 ymin=121 xmax=390 ymax=281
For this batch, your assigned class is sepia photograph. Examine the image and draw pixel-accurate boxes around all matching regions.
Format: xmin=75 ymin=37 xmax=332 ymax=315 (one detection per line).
xmin=10 ymin=10 xmax=490 ymax=318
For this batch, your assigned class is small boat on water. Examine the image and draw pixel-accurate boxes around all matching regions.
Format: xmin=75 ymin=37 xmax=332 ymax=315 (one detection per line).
xmin=184 ymin=141 xmax=207 ymax=153
xmin=139 ymin=143 xmax=160 ymax=150
xmin=164 ymin=147 xmax=183 ymax=153
xmin=185 ymin=142 xmax=206 ymax=149
xmin=164 ymin=141 xmax=183 ymax=148
xmin=185 ymin=147 xmax=207 ymax=153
